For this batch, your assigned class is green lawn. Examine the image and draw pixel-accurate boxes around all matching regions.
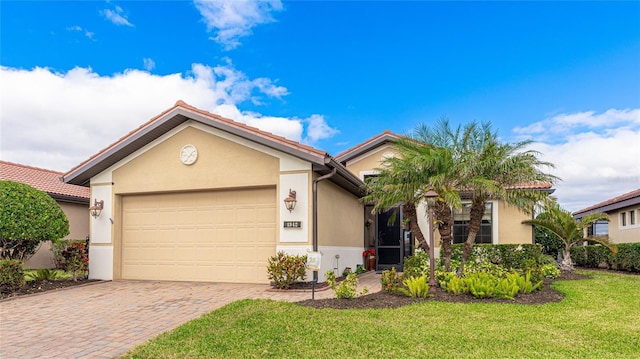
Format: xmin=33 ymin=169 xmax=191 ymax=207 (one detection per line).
xmin=123 ymin=271 xmax=640 ymax=358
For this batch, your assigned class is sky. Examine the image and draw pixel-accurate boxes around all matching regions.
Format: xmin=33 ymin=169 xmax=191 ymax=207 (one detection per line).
xmin=1 ymin=0 xmax=639 ymax=212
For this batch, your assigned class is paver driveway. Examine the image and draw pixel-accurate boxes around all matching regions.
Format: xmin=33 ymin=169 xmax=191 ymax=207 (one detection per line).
xmin=0 ymin=272 xmax=380 ymax=359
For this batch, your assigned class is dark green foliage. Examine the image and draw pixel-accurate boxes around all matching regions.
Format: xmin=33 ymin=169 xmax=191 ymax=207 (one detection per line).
xmin=402 ymin=250 xmax=429 ymax=279
xmin=0 ymin=180 xmax=70 ymax=261
xmin=447 ymin=244 xmax=543 ymax=271
xmin=266 ymin=251 xmax=307 ymax=289
xmin=60 ymin=241 xmax=89 ymax=281
xmin=25 ymin=268 xmax=66 ymax=281
xmin=0 ymin=259 xmax=25 ymax=293
xmin=534 ymin=220 xmax=564 ymax=257
xmin=572 ymin=243 xmax=640 ymax=272
xmin=380 ymin=267 xmax=402 ymax=293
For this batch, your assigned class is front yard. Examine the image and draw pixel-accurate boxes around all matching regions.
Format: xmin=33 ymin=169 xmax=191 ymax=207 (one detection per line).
xmin=123 ymin=270 xmax=640 ymax=358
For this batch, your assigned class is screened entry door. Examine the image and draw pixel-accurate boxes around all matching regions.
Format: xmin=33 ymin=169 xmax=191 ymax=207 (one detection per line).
xmin=376 ymin=208 xmax=410 ymax=271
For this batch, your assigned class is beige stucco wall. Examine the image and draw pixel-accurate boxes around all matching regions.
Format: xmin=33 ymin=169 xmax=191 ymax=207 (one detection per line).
xmin=608 ymin=207 xmax=640 ymax=244
xmin=24 ymin=201 xmax=90 ymax=269
xmin=344 ymin=145 xmax=399 ymax=179
xmin=112 ymin=126 xmax=279 ymax=194
xmin=497 ymin=201 xmax=534 ymax=244
xmin=317 ymin=179 xmax=364 ymax=247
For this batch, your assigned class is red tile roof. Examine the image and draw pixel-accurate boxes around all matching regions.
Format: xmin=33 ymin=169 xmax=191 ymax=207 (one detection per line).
xmin=0 ymin=161 xmax=90 ymax=200
xmin=573 ymin=188 xmax=640 ymax=216
xmin=65 ymin=100 xmax=328 ymax=177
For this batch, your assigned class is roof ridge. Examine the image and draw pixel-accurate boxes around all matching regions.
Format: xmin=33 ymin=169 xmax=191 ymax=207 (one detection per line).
xmin=0 ymin=160 xmax=63 ymax=175
xmin=335 ymin=130 xmax=401 ymax=159
xmin=573 ymin=188 xmax=640 ymax=214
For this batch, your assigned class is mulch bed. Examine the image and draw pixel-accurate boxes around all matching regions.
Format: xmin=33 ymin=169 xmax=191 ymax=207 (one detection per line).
xmin=0 ymin=278 xmax=100 ymax=300
xmin=297 ymin=271 xmax=589 ymax=310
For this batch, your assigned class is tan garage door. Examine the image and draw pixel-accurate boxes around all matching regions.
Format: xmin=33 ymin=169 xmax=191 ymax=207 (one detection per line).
xmin=121 ymin=188 xmax=276 ymax=283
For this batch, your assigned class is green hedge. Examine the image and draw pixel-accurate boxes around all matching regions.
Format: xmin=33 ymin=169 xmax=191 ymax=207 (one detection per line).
xmin=571 ymin=243 xmax=640 ymax=273
xmin=444 ymin=244 xmax=543 ymax=270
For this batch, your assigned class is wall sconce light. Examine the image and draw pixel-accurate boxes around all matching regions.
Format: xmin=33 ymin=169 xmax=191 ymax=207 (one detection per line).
xmin=89 ymin=199 xmax=104 ymax=219
xmin=283 ymin=189 xmax=297 ymax=212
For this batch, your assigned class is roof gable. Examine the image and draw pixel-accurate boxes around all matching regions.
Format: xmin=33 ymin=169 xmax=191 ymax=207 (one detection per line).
xmin=335 ymin=130 xmax=401 ymax=164
xmin=573 ymin=188 xmax=640 ymax=218
xmin=0 ymin=161 xmax=90 ymax=202
xmin=62 ymin=101 xmax=364 ymax=196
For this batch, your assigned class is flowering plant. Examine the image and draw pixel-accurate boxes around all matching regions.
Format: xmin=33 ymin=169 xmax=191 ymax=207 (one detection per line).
xmin=362 ymin=248 xmax=376 ymax=257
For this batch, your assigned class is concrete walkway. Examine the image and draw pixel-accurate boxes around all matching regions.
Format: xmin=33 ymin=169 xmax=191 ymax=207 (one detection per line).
xmin=0 ymin=271 xmax=380 ymax=359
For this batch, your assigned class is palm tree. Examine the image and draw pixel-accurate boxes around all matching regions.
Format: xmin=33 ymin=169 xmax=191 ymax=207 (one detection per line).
xmin=457 ymin=123 xmax=558 ymax=275
xmin=362 ymin=142 xmax=454 ymax=253
xmin=522 ymin=199 xmax=615 ymax=271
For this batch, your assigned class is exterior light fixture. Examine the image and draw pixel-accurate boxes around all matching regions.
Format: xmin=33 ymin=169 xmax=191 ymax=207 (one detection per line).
xmin=89 ymin=199 xmax=104 ymax=219
xmin=283 ymin=189 xmax=297 ymax=212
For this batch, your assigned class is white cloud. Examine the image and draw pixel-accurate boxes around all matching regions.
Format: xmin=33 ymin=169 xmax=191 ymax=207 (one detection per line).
xmin=517 ymin=109 xmax=640 ymax=212
xmin=193 ymin=0 xmax=283 ymax=50
xmin=101 ymin=6 xmax=134 ymax=27
xmin=143 ymin=58 xmax=155 ymax=71
xmin=66 ymin=26 xmax=94 ymax=39
xmin=305 ymin=114 xmax=339 ymax=143
xmin=0 ymin=64 xmax=336 ymax=172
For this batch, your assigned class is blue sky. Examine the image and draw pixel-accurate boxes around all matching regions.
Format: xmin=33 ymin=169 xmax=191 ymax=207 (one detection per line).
xmin=1 ymin=1 xmax=639 ymax=211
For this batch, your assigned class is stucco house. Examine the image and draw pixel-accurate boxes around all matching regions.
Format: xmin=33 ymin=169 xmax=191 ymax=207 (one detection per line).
xmin=63 ymin=101 xmax=552 ymax=283
xmin=573 ymin=188 xmax=640 ymax=244
xmin=0 ymin=160 xmax=90 ymax=268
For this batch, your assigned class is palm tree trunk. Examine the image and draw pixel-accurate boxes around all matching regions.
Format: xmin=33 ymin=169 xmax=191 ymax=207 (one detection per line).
xmin=459 ymin=199 xmax=486 ymax=275
xmin=561 ymin=245 xmax=574 ymax=272
xmin=433 ymin=201 xmax=453 ymax=271
xmin=403 ymin=203 xmax=429 ymax=252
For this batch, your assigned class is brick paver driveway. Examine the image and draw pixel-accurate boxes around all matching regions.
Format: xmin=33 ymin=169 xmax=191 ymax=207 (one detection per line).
xmin=0 ymin=272 xmax=380 ymax=358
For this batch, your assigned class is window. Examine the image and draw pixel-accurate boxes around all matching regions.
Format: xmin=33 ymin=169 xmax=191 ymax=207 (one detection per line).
xmin=620 ymin=212 xmax=627 ymax=227
xmin=587 ymin=220 xmax=609 ymax=236
xmin=630 ymin=210 xmax=636 ymax=226
xmin=453 ymin=203 xmax=493 ymax=244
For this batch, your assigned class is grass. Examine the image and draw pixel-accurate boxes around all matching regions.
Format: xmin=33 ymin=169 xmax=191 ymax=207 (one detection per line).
xmin=123 ymin=270 xmax=640 ymax=358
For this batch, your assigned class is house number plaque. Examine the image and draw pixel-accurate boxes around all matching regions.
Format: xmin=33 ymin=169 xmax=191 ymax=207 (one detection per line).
xmin=283 ymin=221 xmax=302 ymax=228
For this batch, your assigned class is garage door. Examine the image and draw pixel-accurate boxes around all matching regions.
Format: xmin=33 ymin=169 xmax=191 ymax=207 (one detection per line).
xmin=121 ymin=188 xmax=276 ymax=283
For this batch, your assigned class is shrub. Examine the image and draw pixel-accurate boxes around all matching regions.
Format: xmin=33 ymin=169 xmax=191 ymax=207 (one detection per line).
xmin=61 ymin=241 xmax=89 ymax=281
xmin=540 ymin=264 xmax=560 ymax=279
xmin=403 ymin=250 xmax=429 ymax=279
xmin=608 ymin=243 xmax=640 ymax=272
xmin=380 ymin=267 xmax=402 ymax=293
xmin=447 ymin=244 xmax=543 ymax=272
xmin=439 ymin=272 xmax=468 ymax=295
xmin=509 ymin=271 xmax=543 ymax=293
xmin=399 ymin=274 xmax=430 ymax=298
xmin=0 ymin=259 xmax=25 ymax=294
xmin=325 ymin=271 xmax=368 ymax=299
xmin=0 ymin=180 xmax=69 ymax=261
xmin=571 ymin=243 xmax=640 ymax=273
xmin=25 ymin=268 xmax=66 ymax=282
xmin=267 ymin=251 xmax=307 ymax=289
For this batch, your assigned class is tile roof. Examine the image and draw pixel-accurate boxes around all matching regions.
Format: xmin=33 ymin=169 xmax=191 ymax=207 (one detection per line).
xmin=65 ymin=100 xmax=328 ymax=179
xmin=335 ymin=130 xmax=402 ymax=163
xmin=0 ymin=160 xmax=90 ymax=200
xmin=573 ymin=188 xmax=640 ymax=217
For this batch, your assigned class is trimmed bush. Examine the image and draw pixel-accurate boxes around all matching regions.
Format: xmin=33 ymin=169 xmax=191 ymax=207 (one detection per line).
xmin=446 ymin=244 xmax=543 ymax=271
xmin=325 ymin=271 xmax=368 ymax=299
xmin=380 ymin=267 xmax=402 ymax=293
xmin=0 ymin=259 xmax=25 ymax=294
xmin=0 ymin=180 xmax=69 ymax=261
xmin=267 ymin=251 xmax=307 ymax=289
xmin=402 ymin=250 xmax=429 ymax=279
xmin=571 ymin=243 xmax=639 ymax=273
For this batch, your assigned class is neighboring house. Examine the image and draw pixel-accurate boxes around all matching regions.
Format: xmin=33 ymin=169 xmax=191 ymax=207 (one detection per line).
xmin=63 ymin=101 xmax=553 ymax=284
xmin=0 ymin=161 xmax=90 ymax=268
xmin=573 ymin=189 xmax=640 ymax=244
xmin=335 ymin=130 xmax=553 ymax=270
